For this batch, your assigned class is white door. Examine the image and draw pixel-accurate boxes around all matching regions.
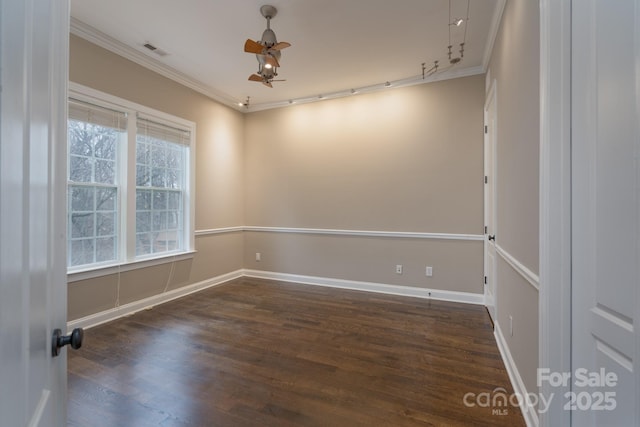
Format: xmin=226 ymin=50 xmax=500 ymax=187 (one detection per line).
xmin=0 ymin=1 xmax=70 ymax=426
xmin=571 ymin=0 xmax=640 ymax=425
xmin=484 ymin=81 xmax=497 ymax=322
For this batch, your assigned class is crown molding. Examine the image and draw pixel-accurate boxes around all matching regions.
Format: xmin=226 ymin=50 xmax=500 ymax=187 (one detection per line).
xmin=482 ymin=0 xmax=506 ymax=71
xmin=69 ymin=17 xmax=244 ymax=112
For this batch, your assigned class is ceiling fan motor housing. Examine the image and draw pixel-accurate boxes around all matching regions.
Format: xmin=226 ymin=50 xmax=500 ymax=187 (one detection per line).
xmin=261 ymin=28 xmax=277 ymax=47
xmin=257 ymin=26 xmax=281 ymax=73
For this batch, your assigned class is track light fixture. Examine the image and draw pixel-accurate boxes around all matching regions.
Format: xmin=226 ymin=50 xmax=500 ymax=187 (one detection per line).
xmin=422 ymin=0 xmax=469 ymax=79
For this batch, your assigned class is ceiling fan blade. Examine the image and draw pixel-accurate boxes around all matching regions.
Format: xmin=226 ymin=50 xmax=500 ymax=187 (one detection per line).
xmin=244 ymin=39 xmax=264 ymax=54
xmin=271 ymin=41 xmax=291 ymax=50
xmin=248 ymin=74 xmax=263 ymax=82
xmin=264 ymin=55 xmax=280 ymax=68
xmin=262 ymin=81 xmax=273 ymax=88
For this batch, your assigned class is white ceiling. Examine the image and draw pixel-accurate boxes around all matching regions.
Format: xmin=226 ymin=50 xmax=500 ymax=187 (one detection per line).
xmin=70 ymin=0 xmax=504 ymax=112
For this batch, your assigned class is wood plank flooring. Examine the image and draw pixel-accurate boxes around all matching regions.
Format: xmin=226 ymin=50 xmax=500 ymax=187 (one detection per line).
xmin=67 ymin=277 xmax=526 ymax=426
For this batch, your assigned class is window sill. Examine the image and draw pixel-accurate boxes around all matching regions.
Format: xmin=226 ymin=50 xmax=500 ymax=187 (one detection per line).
xmin=67 ymin=250 xmax=197 ymax=283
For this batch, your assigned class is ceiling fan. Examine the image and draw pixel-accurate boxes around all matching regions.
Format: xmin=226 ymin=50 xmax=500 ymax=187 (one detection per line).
xmin=244 ymin=5 xmax=291 ymax=88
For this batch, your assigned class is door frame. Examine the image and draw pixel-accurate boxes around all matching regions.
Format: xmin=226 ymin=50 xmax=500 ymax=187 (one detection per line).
xmin=483 ymin=79 xmax=498 ymax=323
xmin=539 ymin=0 xmax=572 ymax=425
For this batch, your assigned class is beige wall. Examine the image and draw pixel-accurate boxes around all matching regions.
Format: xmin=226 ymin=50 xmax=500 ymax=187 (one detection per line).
xmin=244 ymin=232 xmax=483 ymax=294
xmin=245 ymin=77 xmax=484 ymax=233
xmin=487 ymin=0 xmax=540 ymax=395
xmin=244 ymin=76 xmax=486 ymax=291
xmin=69 ymin=35 xmax=245 ymax=230
xmin=68 ymin=35 xmax=245 ymax=320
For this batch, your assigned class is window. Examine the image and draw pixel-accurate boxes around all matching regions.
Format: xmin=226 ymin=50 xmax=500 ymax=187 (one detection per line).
xmin=135 ymin=118 xmax=188 ymax=256
xmin=67 ymin=87 xmax=194 ymax=272
xmin=68 ymin=100 xmax=125 ymax=267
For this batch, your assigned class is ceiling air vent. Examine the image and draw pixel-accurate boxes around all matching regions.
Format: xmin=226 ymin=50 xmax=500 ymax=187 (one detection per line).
xmin=143 ymin=42 xmax=168 ymax=57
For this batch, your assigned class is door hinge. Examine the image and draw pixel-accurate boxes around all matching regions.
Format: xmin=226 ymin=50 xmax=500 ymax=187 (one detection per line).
xmin=484 ymin=226 xmax=488 ymax=234
xmin=484 ymin=176 xmax=488 ymax=184
xmin=484 ymin=125 xmax=488 ymax=134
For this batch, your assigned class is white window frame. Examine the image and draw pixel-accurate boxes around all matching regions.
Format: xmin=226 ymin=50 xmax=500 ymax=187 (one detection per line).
xmin=67 ymin=82 xmax=196 ymax=281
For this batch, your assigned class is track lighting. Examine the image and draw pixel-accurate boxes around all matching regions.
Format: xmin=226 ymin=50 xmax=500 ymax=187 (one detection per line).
xmin=422 ymin=0 xmax=469 ymax=76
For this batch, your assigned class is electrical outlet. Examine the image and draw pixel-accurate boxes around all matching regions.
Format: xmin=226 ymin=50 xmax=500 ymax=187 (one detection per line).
xmin=396 ymin=264 xmax=403 ymax=274
xmin=509 ymin=315 xmax=513 ymax=336
xmin=426 ymin=266 xmax=433 ymax=277
xmin=255 ymin=252 xmax=261 ymax=262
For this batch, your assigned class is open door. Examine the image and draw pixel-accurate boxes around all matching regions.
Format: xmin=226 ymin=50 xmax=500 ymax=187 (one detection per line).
xmin=571 ymin=0 xmax=640 ymax=425
xmin=484 ymin=81 xmax=497 ymax=323
xmin=0 ymin=1 xmax=70 ymax=426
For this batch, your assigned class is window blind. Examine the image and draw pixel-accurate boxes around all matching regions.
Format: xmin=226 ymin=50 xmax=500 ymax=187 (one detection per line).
xmin=137 ymin=117 xmax=190 ymax=146
xmin=68 ymin=98 xmax=127 ymax=131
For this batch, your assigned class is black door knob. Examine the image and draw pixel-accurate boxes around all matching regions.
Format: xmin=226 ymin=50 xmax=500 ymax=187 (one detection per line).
xmin=52 ymin=328 xmax=84 ymax=357
xmin=488 ymin=234 xmax=496 ymax=241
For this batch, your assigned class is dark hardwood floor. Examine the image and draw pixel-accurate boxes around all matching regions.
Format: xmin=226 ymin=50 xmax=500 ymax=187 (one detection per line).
xmin=67 ymin=277 xmax=525 ymax=426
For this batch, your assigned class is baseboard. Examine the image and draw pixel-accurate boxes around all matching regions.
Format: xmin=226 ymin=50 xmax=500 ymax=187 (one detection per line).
xmin=68 ymin=268 xmax=484 ymax=330
xmin=242 ymin=269 xmax=485 ymax=305
xmin=67 ymin=269 xmax=243 ymax=330
xmin=494 ymin=323 xmax=539 ymax=427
